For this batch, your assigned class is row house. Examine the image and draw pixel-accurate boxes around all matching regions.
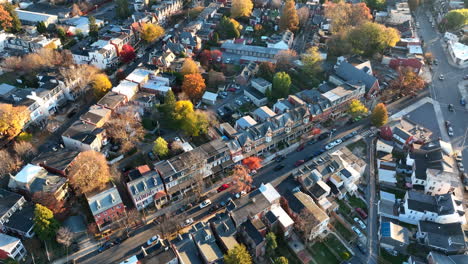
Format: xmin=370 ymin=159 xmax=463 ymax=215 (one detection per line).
xmin=71 ymin=39 xmax=119 ymax=70
xmin=416 ymin=221 xmax=467 ymax=255
xmin=0 ymin=233 xmax=27 ymax=261
xmin=0 ymin=189 xmax=35 ymax=238
xmin=220 ymin=41 xmax=282 ymax=63
xmin=266 ymin=30 xmax=294 ymax=50
xmin=61 ymin=120 xmax=106 ymax=151
xmin=333 ymin=57 xmax=380 ymax=99
xmin=152 ymin=0 xmax=183 ymax=24
xmin=80 ymin=105 xmax=112 ymax=128
xmin=126 ymin=165 xmax=167 ymax=210
xmin=32 ymin=148 xmax=81 ymax=176
xmin=86 ymin=183 xmax=126 ymax=231
xmin=2 ymin=34 xmax=61 ymax=53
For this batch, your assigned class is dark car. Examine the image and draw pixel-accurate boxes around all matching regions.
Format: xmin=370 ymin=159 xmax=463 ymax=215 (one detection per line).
xmin=208 ymin=204 xmax=220 ymax=213
xmin=98 ymin=241 xmax=114 ymax=253
xmin=296 ymin=145 xmax=305 ymax=152
xmin=294 ymin=160 xmax=305 ymax=167
xmin=274 ymin=164 xmax=285 ymax=171
xmin=318 ymin=132 xmax=331 ymax=140
xmin=148 ymin=151 xmax=156 ymax=160
xmin=461 ymin=97 xmax=466 ymax=106
xmin=275 ymin=155 xmax=285 ymax=162
xmin=448 ymin=104 xmax=454 ymax=112
xmin=355 ymin=208 xmax=368 ymax=219
xmin=357 ymin=243 xmax=367 ymax=254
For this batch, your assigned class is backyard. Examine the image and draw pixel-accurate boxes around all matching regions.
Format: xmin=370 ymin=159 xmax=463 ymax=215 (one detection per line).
xmin=347 ymin=195 xmax=368 ymax=211
xmin=332 ymin=220 xmax=355 ymax=242
xmin=308 ymin=242 xmax=340 ymax=264
xmin=324 ymin=234 xmax=352 ymax=261
xmin=347 ymin=139 xmax=367 ymax=156
xmin=378 ymin=248 xmax=408 ymax=264
xmin=276 ymin=235 xmax=302 ymax=264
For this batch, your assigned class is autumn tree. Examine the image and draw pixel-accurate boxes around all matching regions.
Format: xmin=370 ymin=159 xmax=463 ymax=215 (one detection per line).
xmin=153 ymin=137 xmax=169 ymax=158
xmin=32 ymin=191 xmax=66 ymax=216
xmin=2 ymin=4 xmax=21 ymax=33
xmin=231 ymin=165 xmax=253 ymax=193
xmin=105 ymin=110 xmax=145 ymax=153
xmin=266 ymin=232 xmax=278 ymax=259
xmin=371 ymin=103 xmax=388 ymax=127
xmin=242 ymin=156 xmax=263 ymax=171
xmin=13 ymin=141 xmax=36 ymax=162
xmin=258 ymin=62 xmax=276 ymax=81
xmin=173 ymin=101 xmax=210 ymax=137
xmin=408 ymin=0 xmax=421 ymax=10
xmin=280 ymin=0 xmax=299 ymax=31
xmin=346 ymin=22 xmax=400 ymax=57
xmin=89 ymin=16 xmax=99 ymax=40
xmin=59 ymin=64 xmax=100 ymax=96
xmin=271 ymin=0 xmax=282 ymax=9
xmin=444 ymin=9 xmax=468 ymax=30
xmin=140 ymin=23 xmax=165 ymax=42
xmin=207 ymin=70 xmax=225 ymax=89
xmin=274 ymin=257 xmax=289 ymax=264
xmin=302 ymin=46 xmax=322 ymax=76
xmin=297 ymin=6 xmax=310 ymax=27
xmin=216 ymin=16 xmax=241 ymax=39
xmin=388 ymin=67 xmax=426 ymax=97
xmin=56 ymin=227 xmax=73 ymax=247
xmin=294 ymin=208 xmax=318 ymax=241
xmin=0 ymin=150 xmax=20 ymax=177
xmin=182 ymin=73 xmax=206 ymax=101
xmin=274 ymin=49 xmax=298 ymax=72
xmin=224 ymin=244 xmax=252 ymax=264
xmin=68 ymin=151 xmax=111 ymax=194
xmin=271 ymin=72 xmax=291 ymax=100
xmin=347 ymin=99 xmax=368 ymax=118
xmin=120 ymin=44 xmax=136 ymax=63
xmin=231 ymin=0 xmax=253 ymax=18
xmin=180 ymin=58 xmax=200 ymax=76
xmin=71 ymin=4 xmax=82 ymax=17
xmin=91 ymin=73 xmax=112 ymax=98
xmin=0 ymin=104 xmax=29 ymax=138
xmin=116 ymin=0 xmax=131 ymax=19
xmin=33 ymin=204 xmax=60 ymax=241
xmin=324 ymin=2 xmax=372 ymax=34
xmin=0 ymin=5 xmax=12 ymax=30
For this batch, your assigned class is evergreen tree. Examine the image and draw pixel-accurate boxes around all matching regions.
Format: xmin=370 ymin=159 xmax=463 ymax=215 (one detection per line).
xmin=116 ymin=0 xmax=132 ymax=19
xmin=89 ymin=16 xmax=99 ymax=40
xmin=36 ymin=21 xmax=47 ymax=34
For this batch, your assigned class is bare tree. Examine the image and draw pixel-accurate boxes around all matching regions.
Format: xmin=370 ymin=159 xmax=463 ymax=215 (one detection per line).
xmin=270 ymin=0 xmax=282 ymax=9
xmin=56 ymin=227 xmax=73 ymax=247
xmin=120 ymin=209 xmax=142 ymax=236
xmin=59 ymin=64 xmax=100 ymax=96
xmin=105 ymin=109 xmax=145 ymax=153
xmin=294 ymin=208 xmax=319 ymax=242
xmin=0 ymin=149 xmax=21 ymax=178
xmin=297 ymin=7 xmax=310 ymax=27
xmin=186 ymin=151 xmax=207 ymax=199
xmin=274 ymin=49 xmax=298 ymax=72
xmin=155 ymin=213 xmax=180 ymax=239
xmin=32 ymin=191 xmax=67 ymax=216
xmin=13 ymin=141 xmax=36 ymax=162
xmin=231 ymin=165 xmax=253 ymax=193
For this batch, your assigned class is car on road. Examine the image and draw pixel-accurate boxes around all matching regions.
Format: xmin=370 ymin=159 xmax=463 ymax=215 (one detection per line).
xmin=275 ymin=155 xmax=285 ymax=162
xmin=318 ymin=132 xmax=331 ymax=140
xmin=325 ymin=142 xmax=335 ymax=150
xmin=217 ymin=184 xmax=230 ymax=192
xmin=235 ymin=99 xmax=243 ymax=106
xmin=147 ymin=151 xmax=156 ymax=160
xmin=461 ymin=97 xmax=466 ymax=106
xmin=354 ymin=217 xmax=367 ymax=230
xmin=434 ymin=59 xmax=438 ymax=65
xmin=274 ymin=164 xmax=285 ymax=171
xmin=439 ymin=74 xmax=444 ymax=80
xmin=227 ymin=87 xmax=236 ymax=92
xmin=146 ymin=235 xmax=160 ymax=246
xmin=357 ymin=242 xmax=367 ymax=253
xmin=296 ymin=145 xmax=305 ymax=152
xmin=98 ymin=241 xmax=114 ymax=253
xmin=217 ymin=109 xmax=225 ymax=116
xmin=445 ymin=121 xmax=454 ymax=136
xmin=243 ymin=96 xmax=251 ymax=103
xmin=294 ymin=160 xmax=305 ymax=167
xmin=199 ymin=199 xmax=212 ymax=208
xmin=334 ymin=139 xmax=343 ymax=145
xmin=464 ymin=75 xmax=468 ymax=80
xmin=355 ymin=208 xmax=368 ymax=219
xmin=448 ymin=104 xmax=454 ymax=112
xmin=352 ymin=226 xmax=363 ymax=238
xmin=182 ymin=218 xmax=194 ymax=227
xmin=209 ymin=204 xmax=220 ymax=213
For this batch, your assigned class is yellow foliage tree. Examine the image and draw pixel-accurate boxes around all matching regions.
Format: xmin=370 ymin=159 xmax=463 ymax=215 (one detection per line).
xmin=140 ymin=23 xmax=165 ymax=42
xmin=279 ymin=0 xmax=299 ymax=31
xmin=68 ymin=150 xmax=111 ymax=194
xmin=0 ymin=104 xmax=29 ymax=138
xmin=173 ymin=101 xmax=209 ymax=137
xmin=91 ymin=73 xmax=112 ymax=97
xmin=347 ymin=99 xmax=368 ymax=118
xmin=231 ymin=0 xmax=253 ymax=18
xmin=182 ymin=73 xmax=206 ymax=101
xmin=180 ymin=58 xmax=199 ymax=76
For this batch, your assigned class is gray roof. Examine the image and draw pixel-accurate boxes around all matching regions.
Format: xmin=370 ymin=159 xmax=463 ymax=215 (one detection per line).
xmin=190 ymin=222 xmax=223 ymax=263
xmin=97 ymin=92 xmax=126 ymax=109
xmin=127 ymin=167 xmax=164 ymax=196
xmin=29 ymin=172 xmax=67 ymax=194
xmin=241 ymin=219 xmax=264 ymax=245
xmin=428 ymin=251 xmax=468 ymax=264
xmin=32 ymin=148 xmax=80 ymax=173
xmin=172 ymin=233 xmax=203 ymax=264
xmin=4 ymin=203 xmax=34 ymax=234
xmin=418 ymin=221 xmax=467 ymax=253
xmin=221 ymin=42 xmax=282 ymax=56
xmin=0 ymin=189 xmax=23 ymax=218
xmin=87 ymin=184 xmax=122 ymax=216
xmin=62 ymin=120 xmax=103 ymax=144
xmin=334 ymin=61 xmax=378 ymax=93
xmin=406 ymin=191 xmax=455 ymax=215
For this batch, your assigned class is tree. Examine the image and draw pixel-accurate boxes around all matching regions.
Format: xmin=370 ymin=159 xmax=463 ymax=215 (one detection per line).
xmin=153 ymin=137 xmax=169 ymax=158
xmin=280 ymin=0 xmax=299 ymax=31
xmin=105 ymin=110 xmax=145 ymax=153
xmin=408 ymin=0 xmax=421 ymax=10
xmin=388 ymin=67 xmax=426 ymax=97
xmin=162 ymin=90 xmax=176 ymax=115
xmin=71 ymin=4 xmax=82 ymax=17
xmin=207 ymin=70 xmax=225 ymax=89
xmin=57 ymin=26 xmax=66 ymax=42
xmin=120 ymin=44 xmax=136 ymax=63
xmin=265 ymin=232 xmax=278 ymax=259
xmin=68 ymin=151 xmax=111 ymax=194
xmin=180 ymin=58 xmax=200 ymax=76
xmin=0 ymin=5 xmax=12 ymax=30
xmin=365 ymin=0 xmax=386 ymax=11
xmin=224 ymin=244 xmax=252 ymax=264
xmin=91 ymin=73 xmax=112 ymax=98
xmin=231 ymin=0 xmax=253 ymax=18
xmin=182 ymin=73 xmax=206 ymax=101
xmin=274 ymin=50 xmax=297 ymax=72
xmin=13 ymin=141 xmax=36 ymax=162
xmin=258 ymin=62 xmax=276 ymax=81
xmin=0 ymin=104 xmax=29 ymax=138
xmin=172 ymin=101 xmax=210 ymax=136
xmin=89 ymin=16 xmax=99 ymax=40
xmin=324 ymin=2 xmax=372 ymax=34
xmin=444 ymin=9 xmax=468 ymax=30
xmin=294 ymin=208 xmax=319 ymax=241
xmin=272 ymin=72 xmax=291 ymax=100
xmin=32 ymin=192 xmax=66 ymax=216
xmin=216 ymin=16 xmax=241 ymax=39
xmin=56 ymin=227 xmax=73 ymax=247
xmin=348 ymin=99 xmax=368 ymax=118
xmin=297 ymin=6 xmax=310 ymax=27
xmin=2 ymin=4 xmax=21 ymax=33
xmin=0 ymin=150 xmax=20 ymax=177
xmin=116 ymin=0 xmax=132 ymax=19
xmin=271 ymin=0 xmax=282 ymax=9
xmin=302 ymin=46 xmax=322 ymax=76
xmin=199 ymin=50 xmax=213 ymax=67
xmin=33 ymin=204 xmax=59 ymax=241
xmin=371 ymin=103 xmax=388 ymax=127
xmin=346 ymin=22 xmax=400 ymax=57
xmin=231 ymin=165 xmax=253 ymax=193
xmin=36 ymin=21 xmax=47 ymax=34
xmin=274 ymin=257 xmax=289 ymax=264
xmin=242 ymin=156 xmax=262 ymax=171
xmin=140 ymin=23 xmax=165 ymax=42
xmin=424 ymin=52 xmax=434 ymax=64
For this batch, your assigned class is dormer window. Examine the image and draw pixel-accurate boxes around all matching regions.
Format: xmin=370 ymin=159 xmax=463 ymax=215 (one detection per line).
xmin=285 ymin=127 xmax=291 ymax=133
xmin=110 ymin=194 xmax=116 ymax=204
xmin=266 ymin=135 xmax=272 ymax=142
xmin=303 ymin=118 xmax=309 ymax=124
xmin=245 ymin=145 xmax=251 ymax=152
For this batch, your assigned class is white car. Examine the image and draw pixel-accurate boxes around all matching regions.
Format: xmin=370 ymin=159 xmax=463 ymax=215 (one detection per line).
xmin=147 ymin=235 xmax=160 ymax=246
xmin=199 ymin=199 xmax=212 ymax=208
xmin=354 ymin=217 xmax=366 ymax=230
xmin=325 ymin=143 xmax=334 ymax=150
xmin=334 ymin=139 xmax=343 ymax=145
xmin=352 ymin=226 xmax=363 ymax=238
xmin=182 ymin=218 xmax=194 ymax=227
xmin=439 ymin=74 xmax=444 ymax=80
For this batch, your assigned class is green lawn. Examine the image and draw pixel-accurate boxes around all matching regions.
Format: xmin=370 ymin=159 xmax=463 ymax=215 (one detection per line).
xmin=347 ymin=195 xmax=367 ymax=211
xmin=0 ymin=72 xmax=22 ymax=87
xmin=274 ymin=235 xmax=302 ymax=264
xmin=336 ymin=199 xmax=351 ymax=215
xmin=324 ymin=235 xmax=352 ymax=261
xmin=378 ymin=248 xmax=408 ymax=264
xmin=333 ymin=221 xmax=355 ymax=242
xmin=308 ymin=242 xmax=340 ymax=264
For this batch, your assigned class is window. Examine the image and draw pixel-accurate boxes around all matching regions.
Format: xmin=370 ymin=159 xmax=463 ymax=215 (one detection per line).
xmin=265 ymin=136 xmax=272 ymax=142
xmin=285 ymin=127 xmax=291 ymax=133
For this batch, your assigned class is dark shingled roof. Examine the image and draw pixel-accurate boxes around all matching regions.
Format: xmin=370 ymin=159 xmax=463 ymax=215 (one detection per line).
xmin=0 ymin=189 xmax=23 ymax=218
xmin=241 ymin=219 xmax=264 ymax=246
xmin=4 ymin=203 xmax=34 ymax=233
xmin=334 ymin=61 xmax=378 ymax=93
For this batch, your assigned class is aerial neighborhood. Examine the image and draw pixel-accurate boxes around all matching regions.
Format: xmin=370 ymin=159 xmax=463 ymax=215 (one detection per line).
xmin=0 ymin=0 xmax=467 ymax=263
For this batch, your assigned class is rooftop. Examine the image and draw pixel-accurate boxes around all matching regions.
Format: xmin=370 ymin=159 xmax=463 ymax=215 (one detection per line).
xmin=87 ymin=184 xmax=122 ymax=216
xmin=5 ymin=203 xmax=34 ymax=233
xmin=0 ymin=189 xmax=24 ymax=218
xmin=32 ymin=148 xmax=80 ymax=173
xmin=418 ymin=221 xmax=467 ymax=252
xmin=0 ymin=233 xmax=21 ymax=254
xmin=62 ymin=120 xmax=102 ymax=144
xmin=191 ymin=222 xmax=223 ymax=263
xmin=97 ymin=92 xmax=127 ymax=109
xmin=172 ymin=233 xmax=203 ymax=264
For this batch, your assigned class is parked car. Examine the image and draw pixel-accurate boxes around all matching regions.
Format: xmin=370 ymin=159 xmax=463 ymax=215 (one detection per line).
xmin=458 ymin=162 xmax=465 ymax=172
xmin=274 ymin=164 xmax=285 ymax=171
xmin=445 ymin=121 xmax=454 ymax=136
xmin=448 ymin=104 xmax=454 ymax=112
xmin=98 ymin=241 xmax=114 ymax=253
xmin=357 ymin=242 xmax=367 ymax=253
xmin=352 ymin=226 xmax=363 ymax=238
xmin=209 ymin=204 xmax=220 ymax=213
xmin=354 ymin=217 xmax=367 ymax=230
xmin=294 ymin=160 xmax=305 ymax=167
xmin=182 ymin=218 xmax=194 ymax=227
xmin=461 ymin=97 xmax=466 ymax=106
xmin=217 ymin=184 xmax=230 ymax=192
xmin=464 ymin=75 xmax=468 ymax=80
xmin=325 ymin=143 xmax=335 ymax=150
xmin=147 ymin=151 xmax=156 ymax=160
xmin=355 ymin=208 xmax=368 ymax=219
xmin=296 ymin=145 xmax=305 ymax=152
xmin=439 ymin=74 xmax=444 ymax=80
xmin=275 ymin=155 xmax=285 ymax=162
xmin=146 ymin=235 xmax=160 ymax=246
xmin=334 ymin=139 xmax=343 ymax=145
xmin=318 ymin=132 xmax=331 ymax=140
xmin=199 ymin=199 xmax=212 ymax=208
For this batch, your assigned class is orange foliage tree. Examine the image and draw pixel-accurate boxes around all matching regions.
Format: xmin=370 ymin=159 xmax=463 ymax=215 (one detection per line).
xmin=242 ymin=156 xmax=263 ymax=171
xmin=182 ymin=73 xmax=206 ymax=101
xmin=231 ymin=165 xmax=253 ymax=193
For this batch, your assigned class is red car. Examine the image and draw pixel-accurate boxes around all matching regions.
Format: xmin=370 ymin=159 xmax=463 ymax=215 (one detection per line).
xmin=217 ymin=184 xmax=230 ymax=192
xmin=355 ymin=208 xmax=368 ymax=219
xmin=296 ymin=144 xmax=305 ymax=152
xmin=294 ymin=160 xmax=305 ymax=167
xmin=227 ymin=87 xmax=236 ymax=92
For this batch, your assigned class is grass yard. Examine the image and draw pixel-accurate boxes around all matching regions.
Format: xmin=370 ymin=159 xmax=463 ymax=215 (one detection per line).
xmin=324 ymin=235 xmax=352 ymax=261
xmin=336 ymin=199 xmax=351 ymax=215
xmin=347 ymin=195 xmax=368 ymax=211
xmin=0 ymin=72 xmax=23 ymax=87
xmin=378 ymin=248 xmax=408 ymax=264
xmin=333 ymin=220 xmax=355 ymax=242
xmin=308 ymin=242 xmax=340 ymax=264
xmin=346 ymin=139 xmax=367 ymax=156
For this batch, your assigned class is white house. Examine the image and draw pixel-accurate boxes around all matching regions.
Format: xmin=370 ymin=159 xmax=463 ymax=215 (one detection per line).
xmin=112 ymin=80 xmax=139 ymax=100
xmin=62 ymin=120 xmax=106 ymax=151
xmin=141 ymin=76 xmax=171 ymax=95
xmin=235 ymin=116 xmax=257 ymax=130
xmin=126 ymin=165 xmax=167 ymax=210
xmin=0 ymin=234 xmax=27 ymax=261
xmin=378 ymin=160 xmax=398 ymax=186
xmin=72 ymin=40 xmax=118 ymax=69
xmin=16 ymin=9 xmax=58 ymax=26
xmin=267 ymin=30 xmax=294 ymax=50
xmin=64 ymin=16 xmax=105 ymax=36
xmin=448 ymin=41 xmax=468 ymax=67
xmin=424 ymin=169 xmax=459 ymax=196
xmin=202 ymin=91 xmax=217 ymax=105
